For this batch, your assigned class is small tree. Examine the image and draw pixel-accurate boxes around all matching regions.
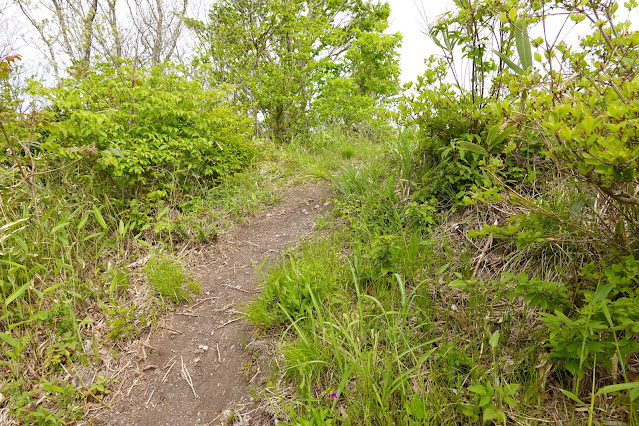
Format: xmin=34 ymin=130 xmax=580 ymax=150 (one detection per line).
xmin=189 ymin=0 xmax=401 ymax=141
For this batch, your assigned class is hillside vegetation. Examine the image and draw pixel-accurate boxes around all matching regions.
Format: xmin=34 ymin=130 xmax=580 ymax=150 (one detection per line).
xmin=1 ymin=0 xmax=639 ymax=424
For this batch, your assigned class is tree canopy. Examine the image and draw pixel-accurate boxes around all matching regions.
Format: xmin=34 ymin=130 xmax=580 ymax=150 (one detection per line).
xmin=189 ymin=0 xmax=401 ymax=141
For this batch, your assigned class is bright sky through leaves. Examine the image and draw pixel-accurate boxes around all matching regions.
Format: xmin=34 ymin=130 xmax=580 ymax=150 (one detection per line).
xmin=386 ymin=0 xmax=456 ymax=83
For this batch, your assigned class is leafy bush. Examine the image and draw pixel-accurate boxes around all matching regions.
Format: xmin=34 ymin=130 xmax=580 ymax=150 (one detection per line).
xmin=404 ymin=0 xmax=639 ymax=418
xmin=35 ymin=61 xmax=255 ymax=195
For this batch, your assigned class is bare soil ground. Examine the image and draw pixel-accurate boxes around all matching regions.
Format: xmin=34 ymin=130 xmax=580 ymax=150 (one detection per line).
xmin=94 ymin=183 xmax=332 ymax=426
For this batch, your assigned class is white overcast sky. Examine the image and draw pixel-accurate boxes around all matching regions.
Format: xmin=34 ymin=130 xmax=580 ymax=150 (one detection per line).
xmin=6 ymin=0 xmax=638 ymax=84
xmin=386 ymin=0 xmax=456 ymax=83
xmin=386 ymin=0 xmax=639 ymax=83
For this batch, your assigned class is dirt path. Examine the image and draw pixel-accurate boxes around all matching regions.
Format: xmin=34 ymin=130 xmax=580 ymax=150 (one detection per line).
xmin=95 ymin=183 xmax=332 ymax=426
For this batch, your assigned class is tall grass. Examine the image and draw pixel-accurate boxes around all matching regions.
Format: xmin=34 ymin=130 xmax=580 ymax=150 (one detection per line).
xmin=244 ymin=130 xmax=636 ymax=424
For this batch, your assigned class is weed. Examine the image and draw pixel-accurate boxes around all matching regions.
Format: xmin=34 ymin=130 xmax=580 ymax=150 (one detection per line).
xmin=145 ymin=254 xmax=200 ymax=303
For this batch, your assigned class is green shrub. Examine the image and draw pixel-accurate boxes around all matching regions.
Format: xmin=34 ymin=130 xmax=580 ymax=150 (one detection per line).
xmin=35 ymin=61 xmax=256 ymax=195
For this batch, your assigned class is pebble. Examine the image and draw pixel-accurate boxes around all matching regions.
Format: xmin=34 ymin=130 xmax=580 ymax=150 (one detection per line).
xmin=220 ymin=410 xmax=233 ymax=423
xmin=315 ymin=204 xmax=320 ymax=209
xmin=194 ymin=358 xmax=200 ymax=363
xmin=324 ymin=201 xmax=330 ymax=206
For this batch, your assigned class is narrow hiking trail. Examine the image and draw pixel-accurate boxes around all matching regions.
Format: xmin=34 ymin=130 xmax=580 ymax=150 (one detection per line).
xmin=94 ymin=183 xmax=332 ymax=426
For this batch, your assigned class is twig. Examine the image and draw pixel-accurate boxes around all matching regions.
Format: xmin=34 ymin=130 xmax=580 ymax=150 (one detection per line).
xmin=471 ymin=233 xmax=494 ymax=279
xmin=160 ymin=325 xmax=182 ymax=335
xmin=127 ymin=378 xmax=139 ymax=395
xmin=145 ymin=388 xmax=155 ymax=407
xmin=163 ymin=355 xmax=177 ymax=369
xmin=181 ymin=356 xmax=197 ymax=398
xmin=222 ymin=284 xmax=250 ymax=294
xmin=216 ymin=343 xmax=222 ymax=363
xmin=191 ymin=297 xmax=218 ymax=309
xmin=162 ymin=361 xmax=177 ymax=383
xmin=249 ymin=366 xmax=261 ymax=384
xmin=212 ymin=304 xmax=234 ymax=313
xmin=176 ymin=311 xmax=198 ymax=317
xmin=213 ymin=318 xmax=241 ymax=331
xmin=126 ymin=254 xmax=151 ymax=269
xmin=28 ymin=156 xmax=84 ymax=177
xmin=243 ymin=240 xmax=260 ymax=247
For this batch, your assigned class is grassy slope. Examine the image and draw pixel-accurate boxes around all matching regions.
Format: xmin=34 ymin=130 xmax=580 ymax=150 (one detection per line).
xmin=0 ymin=129 xmax=382 ymax=424
xmin=245 ymin=131 xmax=638 ymax=425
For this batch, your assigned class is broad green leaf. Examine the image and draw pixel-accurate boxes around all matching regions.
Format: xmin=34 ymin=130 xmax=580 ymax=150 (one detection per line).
xmin=483 ymin=405 xmax=505 ymax=423
xmin=508 ymin=7 xmax=518 ymax=22
xmin=592 ymin=284 xmax=614 ymax=303
xmin=486 ymin=124 xmax=516 ymax=152
xmin=596 ymin=381 xmax=639 ymax=396
xmin=493 ymin=50 xmax=524 ymax=75
xmin=93 ymin=206 xmax=108 ymax=230
xmin=5 ymin=283 xmax=30 ymax=306
xmin=560 ymin=389 xmax=587 ymax=406
xmin=437 ymin=262 xmax=451 ymax=274
xmin=489 ymin=330 xmax=500 ymax=348
xmin=0 ymin=332 xmax=19 ymax=348
xmin=43 ymin=282 xmax=65 ymax=295
xmin=11 ymin=235 xmax=28 ymax=252
xmin=449 ymin=280 xmax=467 ymax=289
xmin=515 ymin=19 xmax=532 ymax=70
xmin=479 ymin=394 xmax=492 ymax=407
xmin=77 ymin=213 xmax=89 ymax=230
xmin=503 ymin=383 xmax=520 ymax=395
xmin=43 ymin=383 xmax=64 ymax=393
xmin=468 ymin=384 xmax=486 ymax=395
xmin=504 ymin=395 xmax=518 ymax=407
xmin=52 ymin=220 xmax=70 ymax=233
xmin=83 ymin=232 xmax=105 ymax=242
xmin=457 ymin=141 xmax=488 ymax=156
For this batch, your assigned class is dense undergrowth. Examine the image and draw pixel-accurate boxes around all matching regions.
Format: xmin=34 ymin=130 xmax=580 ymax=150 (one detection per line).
xmin=244 ymin=1 xmax=639 ymax=424
xmin=2 ymin=0 xmax=639 ymax=424
xmin=0 ymin=53 xmax=383 ymax=421
xmin=247 ymin=132 xmax=639 ymax=424
xmin=2 ymin=0 xmax=400 ymax=420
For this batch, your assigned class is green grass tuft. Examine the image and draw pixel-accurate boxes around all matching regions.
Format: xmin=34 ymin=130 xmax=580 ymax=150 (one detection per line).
xmin=145 ymin=255 xmax=200 ymax=303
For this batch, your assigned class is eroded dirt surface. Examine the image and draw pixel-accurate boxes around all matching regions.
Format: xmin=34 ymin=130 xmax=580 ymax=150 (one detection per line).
xmin=95 ymin=183 xmax=332 ymax=426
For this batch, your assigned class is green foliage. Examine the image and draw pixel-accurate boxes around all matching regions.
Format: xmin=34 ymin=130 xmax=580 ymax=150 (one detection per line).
xmin=538 ymin=257 xmax=639 ymax=378
xmin=101 ymin=301 xmax=151 ymax=341
xmin=190 ymin=0 xmax=400 ymax=141
xmin=246 ymin=235 xmax=345 ymax=329
xmin=36 ymin=61 xmax=255 ymax=193
xmin=145 ymin=254 xmax=200 ymax=303
xmin=0 ymin=56 xmax=262 ymax=423
xmin=403 ymin=0 xmax=639 ymax=421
